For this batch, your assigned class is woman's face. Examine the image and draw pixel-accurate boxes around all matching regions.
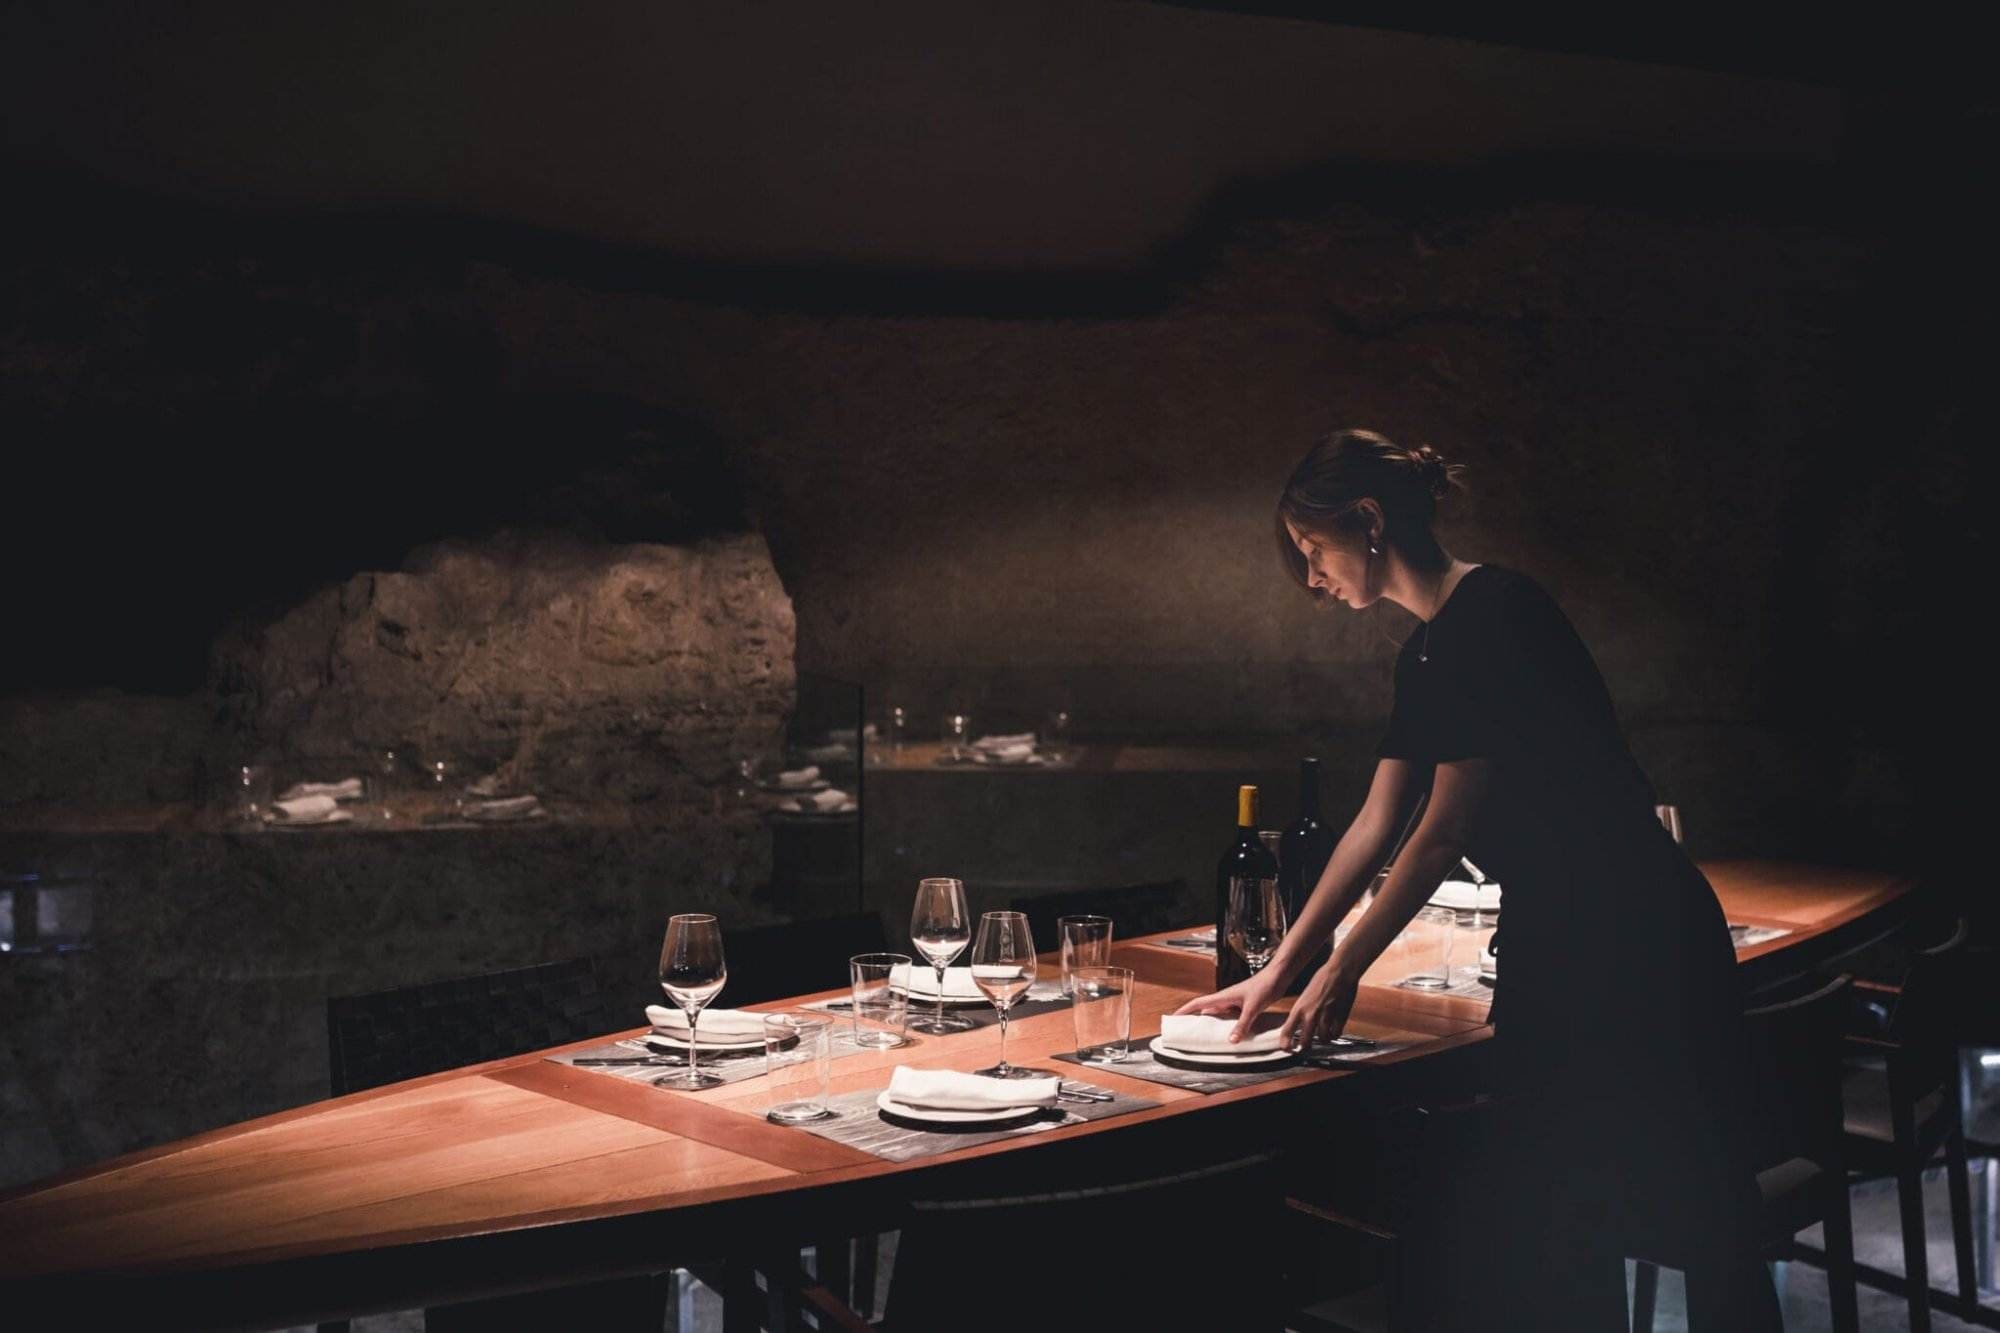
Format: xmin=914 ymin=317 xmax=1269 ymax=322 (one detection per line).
xmin=1286 ymin=518 xmax=1372 ymax=608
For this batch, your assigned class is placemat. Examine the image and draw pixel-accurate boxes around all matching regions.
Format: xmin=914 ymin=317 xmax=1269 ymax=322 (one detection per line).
xmin=780 ymin=1080 xmax=1159 ymax=1163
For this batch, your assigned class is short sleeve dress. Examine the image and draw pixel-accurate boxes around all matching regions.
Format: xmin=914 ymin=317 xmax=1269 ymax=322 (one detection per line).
xmin=1374 ymin=563 xmax=1770 ymax=1306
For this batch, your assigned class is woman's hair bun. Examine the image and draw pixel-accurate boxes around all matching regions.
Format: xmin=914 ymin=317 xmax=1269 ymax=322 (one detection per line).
xmin=1406 ymin=443 xmax=1458 ymax=500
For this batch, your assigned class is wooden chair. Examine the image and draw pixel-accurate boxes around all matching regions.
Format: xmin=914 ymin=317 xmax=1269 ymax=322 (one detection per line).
xmin=1629 ymin=972 xmax=1861 ymax=1333
xmin=770 ymin=1150 xmax=1294 ymax=1332
xmin=1008 ymin=878 xmax=1189 ymax=950
xmin=1793 ymin=917 xmax=1983 ymax=1330
xmin=324 ymin=958 xmax=671 ymax=1332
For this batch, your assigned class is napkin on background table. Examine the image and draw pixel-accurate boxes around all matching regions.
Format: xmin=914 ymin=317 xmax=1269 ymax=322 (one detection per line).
xmin=645 ymin=1006 xmax=770 ymax=1041
xmin=277 ymin=778 xmax=364 ymax=802
xmin=888 ymin=963 xmax=985 ymax=1000
xmin=975 ymin=744 xmax=1037 ymax=764
xmin=774 ymin=765 xmax=821 ymax=788
xmin=269 ymin=794 xmax=347 ymax=823
xmin=886 ymin=1066 xmax=1059 ymax=1111
xmin=1158 ymin=1014 xmax=1289 ymax=1054
xmin=971 ymin=733 xmax=1036 ymax=752
xmin=464 ymin=794 xmax=544 ymax=821
xmin=793 ymin=788 xmax=851 ymax=812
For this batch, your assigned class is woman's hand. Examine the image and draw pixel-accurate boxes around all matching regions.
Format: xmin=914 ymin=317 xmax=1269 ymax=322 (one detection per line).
xmin=1276 ymin=964 xmax=1359 ymax=1050
xmin=1169 ymin=971 xmax=1284 ymax=1042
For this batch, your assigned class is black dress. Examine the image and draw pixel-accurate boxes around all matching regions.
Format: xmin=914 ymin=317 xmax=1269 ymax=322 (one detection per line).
xmin=1375 ymin=563 xmax=1779 ymax=1331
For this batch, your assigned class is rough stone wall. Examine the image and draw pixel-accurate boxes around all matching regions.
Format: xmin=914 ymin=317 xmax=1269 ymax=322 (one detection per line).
xmin=208 ymin=531 xmax=795 ymax=806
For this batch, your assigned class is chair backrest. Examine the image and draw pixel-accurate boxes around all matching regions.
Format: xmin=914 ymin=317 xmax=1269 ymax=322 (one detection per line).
xmin=327 ymin=957 xmax=616 ymax=1096
xmin=1007 ymin=879 xmax=1189 ymax=950
xmin=1880 ymin=917 xmax=1974 ymax=1153
xmin=719 ymin=911 xmax=890 ymax=1006
xmin=883 ymin=1151 xmax=1287 ymax=1331
xmin=1739 ymin=971 xmax=1853 ymax=1170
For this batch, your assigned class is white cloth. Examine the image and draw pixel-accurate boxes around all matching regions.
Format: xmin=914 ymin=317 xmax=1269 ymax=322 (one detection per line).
xmin=889 ymin=963 xmax=985 ymax=1000
xmin=270 ymin=794 xmax=343 ymax=822
xmin=971 ymin=732 xmax=1036 ymax=752
xmin=774 ymin=765 xmax=821 ymax=788
xmin=1429 ymin=879 xmax=1503 ymax=912
xmin=886 ymin=1066 xmax=1058 ymax=1111
xmin=277 ymin=778 xmax=363 ymax=802
xmin=801 ymin=742 xmax=851 ymax=762
xmin=976 ymin=744 xmax=1037 ymax=763
xmin=645 ymin=1006 xmax=769 ymax=1040
xmin=1159 ymin=1013 xmax=1288 ymax=1054
xmin=794 ymin=788 xmax=849 ymax=812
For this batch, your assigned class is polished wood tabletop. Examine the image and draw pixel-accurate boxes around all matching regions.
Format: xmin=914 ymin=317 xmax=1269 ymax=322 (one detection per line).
xmin=0 ymin=860 xmax=1914 ymax=1326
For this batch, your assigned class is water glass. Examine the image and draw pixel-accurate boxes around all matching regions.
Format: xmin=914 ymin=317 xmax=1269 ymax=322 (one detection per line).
xmin=1656 ymin=804 xmax=1684 ymax=845
xmin=1038 ymin=709 xmax=1072 ymax=762
xmin=849 ymin=952 xmax=912 ymax=1048
xmin=1057 ymin=915 xmax=1113 ymax=997
xmin=1071 ymin=966 xmax=1134 ymax=1062
xmin=1397 ymin=905 xmax=1456 ymax=990
xmin=941 ymin=712 xmax=974 ymax=761
xmin=228 ymin=763 xmax=272 ymax=827
xmin=762 ymin=1012 xmax=835 ymax=1123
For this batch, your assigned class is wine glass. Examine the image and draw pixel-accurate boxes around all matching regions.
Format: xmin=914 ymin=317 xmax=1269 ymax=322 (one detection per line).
xmin=910 ymin=877 xmax=974 ymax=1034
xmin=656 ymin=914 xmax=728 ymax=1089
xmin=1655 ymin=804 xmax=1684 ymax=845
xmin=941 ymin=712 xmax=974 ymax=761
xmin=1227 ymin=875 xmax=1288 ymax=975
xmin=971 ymin=911 xmax=1047 ymax=1079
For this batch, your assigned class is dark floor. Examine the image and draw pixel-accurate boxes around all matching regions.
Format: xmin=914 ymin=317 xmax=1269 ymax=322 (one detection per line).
xmin=298 ymin=1160 xmax=1996 ymax=1331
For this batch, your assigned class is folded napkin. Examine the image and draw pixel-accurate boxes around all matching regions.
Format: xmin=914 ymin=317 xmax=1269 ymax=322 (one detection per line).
xmin=465 ymin=794 xmax=543 ymax=821
xmin=645 ymin=1006 xmax=769 ymax=1040
xmin=774 ymin=765 xmax=821 ymax=788
xmin=801 ymin=742 xmax=851 ymax=762
xmin=793 ymin=788 xmax=851 ymax=812
xmin=277 ymin=778 xmax=363 ymax=802
xmin=269 ymin=794 xmax=344 ymax=823
xmin=971 ymin=732 xmax=1037 ymax=751
xmin=976 ymin=744 xmax=1037 ymax=763
xmin=889 ymin=963 xmax=984 ymax=1000
xmin=886 ymin=1066 xmax=1059 ymax=1111
xmin=1159 ymin=1013 xmax=1289 ymax=1054
xmin=1429 ymin=879 xmax=1503 ymax=912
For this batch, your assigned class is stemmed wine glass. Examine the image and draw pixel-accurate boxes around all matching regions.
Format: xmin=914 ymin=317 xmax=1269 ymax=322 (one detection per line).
xmin=910 ymin=877 xmax=974 ymax=1034
xmin=1227 ymin=876 xmax=1288 ymax=975
xmin=971 ymin=911 xmax=1048 ymax=1079
xmin=656 ymin=913 xmax=728 ymax=1089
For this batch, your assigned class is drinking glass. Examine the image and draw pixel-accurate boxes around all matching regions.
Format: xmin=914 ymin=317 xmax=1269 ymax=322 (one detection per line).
xmin=1038 ymin=709 xmax=1072 ymax=762
xmin=1227 ymin=875 xmax=1288 ymax=975
xmin=1655 ymin=804 xmax=1684 ymax=845
xmin=372 ymin=749 xmax=403 ymax=823
xmin=229 ymin=763 xmax=272 ymax=827
xmin=941 ymin=712 xmax=974 ymax=761
xmin=655 ymin=914 xmax=728 ymax=1089
xmin=849 ymin=952 xmax=912 ymax=1048
xmin=909 ymin=877 xmax=974 ymax=1034
xmin=1071 ymin=965 xmax=1134 ymax=1062
xmin=1397 ymin=905 xmax=1456 ymax=990
xmin=972 ymin=911 xmax=1047 ymax=1079
xmin=762 ymin=1012 xmax=835 ymax=1123
xmin=1057 ymin=915 xmax=1113 ymax=997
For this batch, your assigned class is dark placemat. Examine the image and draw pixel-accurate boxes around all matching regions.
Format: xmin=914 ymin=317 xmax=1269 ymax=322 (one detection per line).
xmin=550 ymin=1029 xmax=879 ymax=1089
xmin=1053 ymin=1035 xmax=1415 ymax=1093
xmin=781 ymin=1079 xmax=1159 ymax=1163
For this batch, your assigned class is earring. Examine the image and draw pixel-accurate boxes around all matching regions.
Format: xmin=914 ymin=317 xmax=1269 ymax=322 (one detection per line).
xmin=1369 ymin=544 xmax=1379 ymax=556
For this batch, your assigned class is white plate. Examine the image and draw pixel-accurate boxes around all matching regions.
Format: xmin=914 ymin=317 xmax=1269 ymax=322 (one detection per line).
xmin=1148 ymin=1035 xmax=1297 ymax=1068
xmin=875 ymin=1090 xmax=1048 ymax=1124
xmin=647 ymin=1029 xmax=770 ymax=1053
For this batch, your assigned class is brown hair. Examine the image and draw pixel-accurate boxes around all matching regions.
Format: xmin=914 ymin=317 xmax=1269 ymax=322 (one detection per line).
xmin=1275 ymin=429 xmax=1464 ymax=598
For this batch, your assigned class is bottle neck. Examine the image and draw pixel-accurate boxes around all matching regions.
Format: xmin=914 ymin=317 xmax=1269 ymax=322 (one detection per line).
xmin=1297 ymin=759 xmax=1321 ymax=818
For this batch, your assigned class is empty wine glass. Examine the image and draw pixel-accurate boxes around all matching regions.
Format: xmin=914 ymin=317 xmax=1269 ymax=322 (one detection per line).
xmin=1227 ymin=875 xmax=1288 ymax=975
xmin=655 ymin=914 xmax=728 ymax=1089
xmin=971 ymin=911 xmax=1047 ymax=1079
xmin=910 ymin=877 xmax=974 ymax=1034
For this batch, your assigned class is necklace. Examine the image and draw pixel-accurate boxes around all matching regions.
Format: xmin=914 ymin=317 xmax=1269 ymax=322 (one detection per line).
xmin=1418 ymin=564 xmax=1456 ymax=662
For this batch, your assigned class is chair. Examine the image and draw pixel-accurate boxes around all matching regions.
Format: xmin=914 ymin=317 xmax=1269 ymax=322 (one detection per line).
xmin=1008 ymin=878 xmax=1189 ymax=950
xmin=1796 ymin=917 xmax=1983 ymax=1330
xmin=721 ymin=910 xmax=889 ymax=1006
xmin=324 ymin=958 xmax=670 ymax=1332
xmin=1629 ymin=972 xmax=1861 ymax=1333
xmin=770 ymin=1151 xmax=1293 ymax=1332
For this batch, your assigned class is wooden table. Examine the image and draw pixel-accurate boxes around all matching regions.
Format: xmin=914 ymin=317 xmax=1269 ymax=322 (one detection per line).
xmin=0 ymin=861 xmax=1914 ymax=1328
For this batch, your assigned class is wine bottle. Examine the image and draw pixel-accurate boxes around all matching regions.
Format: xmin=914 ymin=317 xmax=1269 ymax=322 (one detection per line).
xmin=1278 ymin=757 xmax=1337 ymax=995
xmin=1214 ymin=784 xmax=1278 ymax=989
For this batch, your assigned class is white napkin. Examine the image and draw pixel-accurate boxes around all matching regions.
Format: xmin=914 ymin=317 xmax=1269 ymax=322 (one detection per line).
xmin=269 ymin=794 xmax=345 ymax=823
xmin=465 ymin=794 xmax=543 ymax=821
xmin=277 ymin=778 xmax=363 ymax=802
xmin=971 ymin=732 xmax=1036 ymax=752
xmin=802 ymin=742 xmax=851 ymax=762
xmin=1429 ymin=879 xmax=1503 ymax=912
xmin=793 ymin=788 xmax=850 ymax=812
xmin=889 ymin=963 xmax=985 ymax=1000
xmin=775 ymin=765 xmax=821 ymax=788
xmin=645 ymin=1006 xmax=769 ymax=1040
xmin=1159 ymin=1014 xmax=1288 ymax=1054
xmin=975 ymin=744 xmax=1037 ymax=764
xmin=886 ymin=1066 xmax=1059 ymax=1111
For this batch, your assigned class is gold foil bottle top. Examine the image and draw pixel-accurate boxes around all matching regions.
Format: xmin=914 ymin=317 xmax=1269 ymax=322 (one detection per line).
xmin=1237 ymin=784 xmax=1259 ymax=829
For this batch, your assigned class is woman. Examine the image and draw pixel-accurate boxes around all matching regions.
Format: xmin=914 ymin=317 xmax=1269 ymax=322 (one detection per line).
xmin=1174 ymin=429 xmax=1780 ymax=1331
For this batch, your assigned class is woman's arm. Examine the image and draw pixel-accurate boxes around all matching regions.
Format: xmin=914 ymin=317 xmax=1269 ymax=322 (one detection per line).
xmin=1277 ymin=755 xmax=1494 ymax=1047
